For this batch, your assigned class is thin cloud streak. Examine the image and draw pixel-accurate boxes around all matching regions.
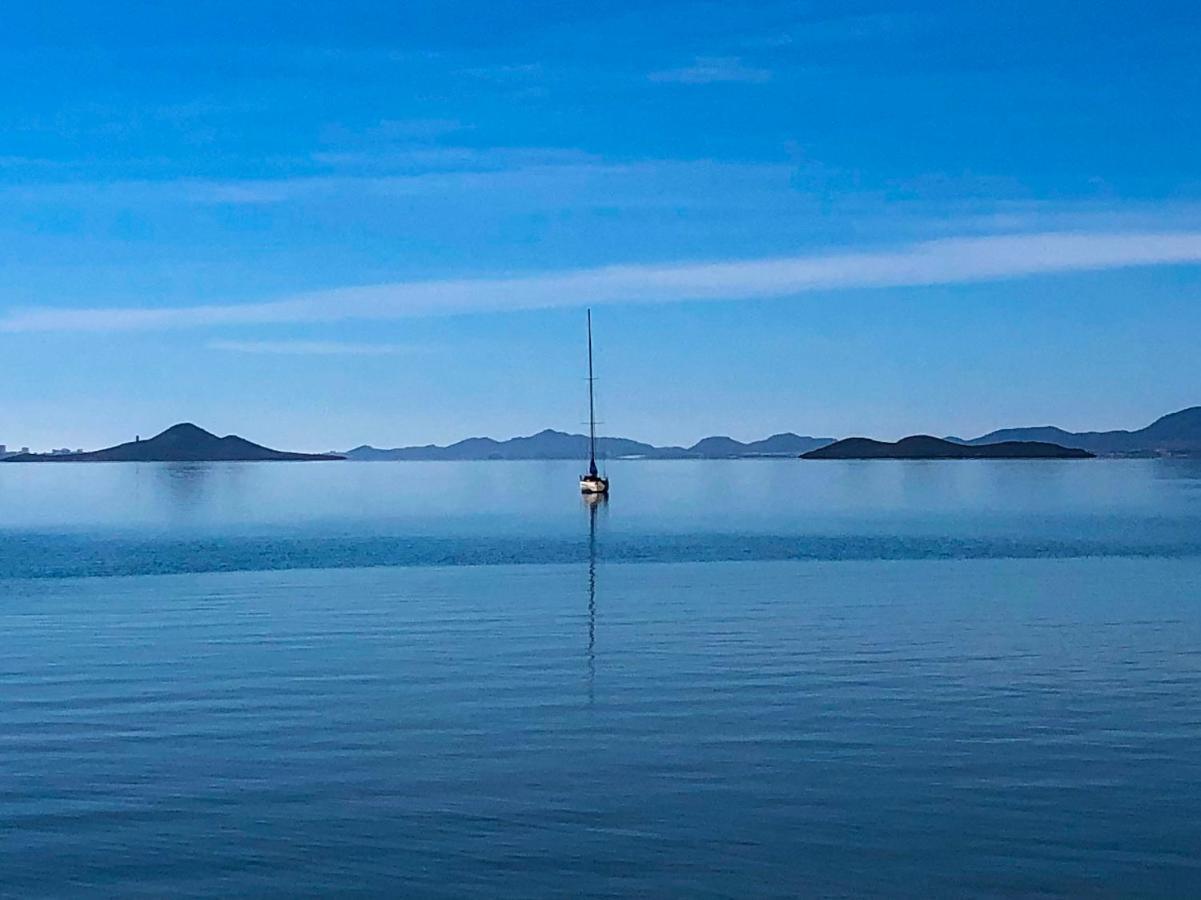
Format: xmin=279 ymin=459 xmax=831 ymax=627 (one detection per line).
xmin=649 ymin=56 xmax=771 ymax=84
xmin=5 ymin=231 xmax=1201 ymax=333
xmin=208 ymin=339 xmax=417 ymax=355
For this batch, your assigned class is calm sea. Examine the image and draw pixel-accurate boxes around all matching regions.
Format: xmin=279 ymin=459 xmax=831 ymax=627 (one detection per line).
xmin=2 ymin=459 xmax=1200 ymax=896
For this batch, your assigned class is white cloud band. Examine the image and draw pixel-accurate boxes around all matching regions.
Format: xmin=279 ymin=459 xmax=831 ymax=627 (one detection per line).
xmin=3 ymin=231 xmax=1200 ymax=333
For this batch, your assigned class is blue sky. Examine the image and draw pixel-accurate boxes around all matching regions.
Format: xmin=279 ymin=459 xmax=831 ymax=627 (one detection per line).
xmin=2 ymin=0 xmax=1200 ymax=450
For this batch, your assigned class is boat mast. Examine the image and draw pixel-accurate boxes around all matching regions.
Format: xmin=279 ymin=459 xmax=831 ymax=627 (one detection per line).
xmin=587 ymin=309 xmax=598 ymax=477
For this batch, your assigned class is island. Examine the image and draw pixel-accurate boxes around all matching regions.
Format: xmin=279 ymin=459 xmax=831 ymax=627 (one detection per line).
xmin=2 ymin=423 xmax=344 ymax=462
xmin=801 ymin=435 xmax=1094 ymax=460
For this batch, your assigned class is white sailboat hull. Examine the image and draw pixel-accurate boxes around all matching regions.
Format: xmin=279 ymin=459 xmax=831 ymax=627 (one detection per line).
xmin=580 ymin=475 xmax=609 ymax=494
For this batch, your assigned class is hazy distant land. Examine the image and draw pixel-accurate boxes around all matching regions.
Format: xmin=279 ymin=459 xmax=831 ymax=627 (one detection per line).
xmin=346 ymin=407 xmax=1201 ymax=460
xmin=344 ymin=430 xmax=834 ymax=461
xmin=2 ymin=424 xmax=343 ymax=463
xmin=947 ymin=406 xmax=1201 ymax=456
xmin=803 ymin=436 xmax=1093 ymax=460
xmin=4 ymin=407 xmax=1200 ymax=464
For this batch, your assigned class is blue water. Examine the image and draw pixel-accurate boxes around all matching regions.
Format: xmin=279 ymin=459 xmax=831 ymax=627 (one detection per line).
xmin=2 ymin=460 xmax=1200 ymax=896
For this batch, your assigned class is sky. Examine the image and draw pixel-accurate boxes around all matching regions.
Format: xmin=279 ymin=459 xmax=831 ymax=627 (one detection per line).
xmin=2 ymin=0 xmax=1200 ymax=451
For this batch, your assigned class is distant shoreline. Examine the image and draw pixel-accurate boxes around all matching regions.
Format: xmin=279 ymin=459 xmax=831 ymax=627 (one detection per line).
xmin=802 ymin=436 xmax=1094 ymax=460
xmin=2 ymin=424 xmax=343 ymax=464
xmin=6 ymin=406 xmax=1200 ymax=462
xmin=342 ymin=406 xmax=1201 ymax=460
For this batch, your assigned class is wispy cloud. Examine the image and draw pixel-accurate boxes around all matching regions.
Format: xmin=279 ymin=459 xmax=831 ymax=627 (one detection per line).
xmin=307 ymin=144 xmax=601 ymax=174
xmin=5 ymin=231 xmax=1201 ymax=333
xmin=744 ymin=10 xmax=928 ymax=49
xmin=325 ymin=118 xmax=466 ymax=142
xmin=650 ymin=56 xmax=771 ymax=84
xmin=456 ymin=62 xmax=543 ymax=82
xmin=0 ymin=156 xmax=806 ymax=217
xmin=208 ymin=339 xmax=417 ymax=356
xmin=0 ymin=147 xmax=621 ymax=207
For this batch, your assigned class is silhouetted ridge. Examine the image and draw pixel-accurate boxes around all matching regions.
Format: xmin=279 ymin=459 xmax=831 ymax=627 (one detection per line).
xmin=4 ymin=424 xmax=342 ymax=462
xmin=803 ymin=435 xmax=1093 ymax=460
xmin=346 ymin=430 xmax=833 ymax=460
xmin=968 ymin=406 xmax=1201 ymax=455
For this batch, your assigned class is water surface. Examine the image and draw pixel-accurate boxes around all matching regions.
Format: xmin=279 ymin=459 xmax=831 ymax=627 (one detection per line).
xmin=2 ymin=458 xmax=1201 ymax=578
xmin=1 ymin=460 xmax=1199 ymax=896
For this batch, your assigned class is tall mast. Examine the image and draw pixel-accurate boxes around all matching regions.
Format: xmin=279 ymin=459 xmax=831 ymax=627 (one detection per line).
xmin=587 ymin=309 xmax=598 ymax=477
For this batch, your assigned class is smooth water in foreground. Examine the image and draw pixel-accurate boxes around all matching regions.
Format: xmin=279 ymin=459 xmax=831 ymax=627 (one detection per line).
xmin=2 ymin=459 xmax=1200 ymax=896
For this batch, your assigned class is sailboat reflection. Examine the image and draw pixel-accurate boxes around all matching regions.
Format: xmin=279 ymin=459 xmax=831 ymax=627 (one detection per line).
xmin=584 ymin=492 xmax=607 ymax=701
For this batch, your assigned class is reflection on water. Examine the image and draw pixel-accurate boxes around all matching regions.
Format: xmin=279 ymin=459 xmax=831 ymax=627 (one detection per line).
xmin=154 ymin=463 xmax=218 ymax=521
xmin=1 ymin=458 xmax=1200 ymax=536
xmin=584 ymin=492 xmax=607 ymax=702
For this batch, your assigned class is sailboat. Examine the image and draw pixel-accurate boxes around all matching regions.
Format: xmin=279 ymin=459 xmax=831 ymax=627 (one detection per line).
xmin=580 ymin=309 xmax=610 ymax=495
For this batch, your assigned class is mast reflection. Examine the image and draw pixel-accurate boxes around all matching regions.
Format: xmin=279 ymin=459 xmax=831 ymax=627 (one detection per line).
xmin=584 ymin=492 xmax=607 ymax=701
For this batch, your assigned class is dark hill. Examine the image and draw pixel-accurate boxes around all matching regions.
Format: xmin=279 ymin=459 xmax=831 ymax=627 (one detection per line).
xmin=968 ymin=406 xmax=1201 ymax=455
xmin=3 ymin=424 xmax=343 ymax=462
xmin=802 ymin=435 xmax=1093 ymax=460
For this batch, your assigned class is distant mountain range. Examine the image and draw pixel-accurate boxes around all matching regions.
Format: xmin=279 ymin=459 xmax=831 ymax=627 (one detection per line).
xmin=6 ymin=406 xmax=1198 ymax=465
xmin=803 ymin=436 xmax=1093 ymax=460
xmin=3 ymin=424 xmax=343 ymax=463
xmin=346 ymin=407 xmax=1201 ymax=461
xmin=344 ymin=429 xmax=834 ymax=461
xmin=950 ymin=406 xmax=1201 ymax=456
